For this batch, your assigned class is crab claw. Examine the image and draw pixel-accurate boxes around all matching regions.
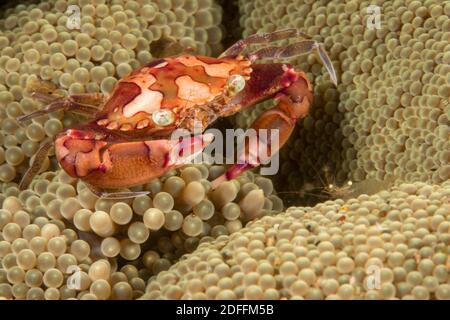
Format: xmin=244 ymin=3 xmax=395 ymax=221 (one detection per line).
xmin=54 ymin=125 xmax=214 ymax=190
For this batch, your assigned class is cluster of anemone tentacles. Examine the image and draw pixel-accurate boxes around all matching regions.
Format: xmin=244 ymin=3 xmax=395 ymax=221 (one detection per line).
xmin=237 ymin=0 xmax=449 ymax=197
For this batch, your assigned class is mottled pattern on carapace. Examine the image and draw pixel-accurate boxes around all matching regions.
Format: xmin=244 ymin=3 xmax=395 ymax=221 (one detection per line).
xmin=96 ymin=55 xmax=252 ymax=132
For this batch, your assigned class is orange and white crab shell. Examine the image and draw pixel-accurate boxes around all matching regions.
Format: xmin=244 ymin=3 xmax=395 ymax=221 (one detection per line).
xmin=95 ymin=54 xmax=252 ymax=132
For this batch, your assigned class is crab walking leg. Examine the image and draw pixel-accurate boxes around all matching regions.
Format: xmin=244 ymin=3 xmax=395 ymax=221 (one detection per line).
xmin=248 ymin=40 xmax=338 ymax=86
xmin=84 ymin=183 xmax=151 ymax=200
xmin=219 ymin=28 xmax=311 ymax=58
xmin=17 ymin=92 xmax=106 ymax=122
xmin=19 ymin=138 xmax=53 ymax=190
xmin=211 ymin=72 xmax=313 ymax=189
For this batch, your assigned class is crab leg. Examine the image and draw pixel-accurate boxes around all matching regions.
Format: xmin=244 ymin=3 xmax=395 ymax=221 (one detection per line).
xmin=19 ymin=138 xmax=53 ymax=190
xmin=248 ymin=40 xmax=337 ymax=86
xmin=211 ymin=69 xmax=313 ymax=189
xmin=84 ymin=183 xmax=150 ymax=200
xmin=220 ymin=28 xmax=311 ymax=58
xmin=18 ymin=92 xmax=105 ymax=122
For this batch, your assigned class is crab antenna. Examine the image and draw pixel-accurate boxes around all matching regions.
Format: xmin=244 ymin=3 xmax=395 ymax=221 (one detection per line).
xmin=19 ymin=138 xmax=53 ymax=190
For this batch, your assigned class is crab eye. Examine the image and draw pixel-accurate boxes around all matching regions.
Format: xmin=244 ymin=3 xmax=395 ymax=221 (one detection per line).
xmin=226 ymin=74 xmax=246 ymax=96
xmin=152 ymin=109 xmax=175 ymax=126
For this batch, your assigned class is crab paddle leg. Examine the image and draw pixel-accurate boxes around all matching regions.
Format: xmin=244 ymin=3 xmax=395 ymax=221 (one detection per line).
xmin=211 ymin=70 xmax=313 ymax=189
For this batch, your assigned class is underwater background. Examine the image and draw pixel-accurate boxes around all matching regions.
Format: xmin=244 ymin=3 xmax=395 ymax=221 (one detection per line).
xmin=0 ymin=0 xmax=448 ymax=300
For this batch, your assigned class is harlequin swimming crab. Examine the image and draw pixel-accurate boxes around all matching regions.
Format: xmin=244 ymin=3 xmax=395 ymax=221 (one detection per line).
xmin=18 ymin=29 xmax=337 ymax=199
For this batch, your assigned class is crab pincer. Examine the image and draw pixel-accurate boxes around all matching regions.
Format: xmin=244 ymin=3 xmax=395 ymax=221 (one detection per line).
xmin=54 ymin=126 xmax=213 ymax=197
